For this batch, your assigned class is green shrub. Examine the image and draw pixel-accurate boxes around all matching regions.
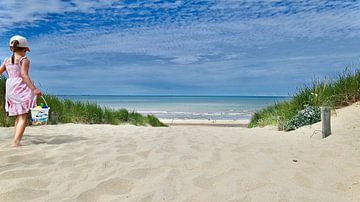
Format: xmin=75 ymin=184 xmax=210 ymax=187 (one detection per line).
xmin=114 ymin=109 xmax=129 ymax=122
xmin=128 ymin=111 xmax=146 ymax=126
xmin=147 ymin=114 xmax=167 ymax=127
xmin=282 ymin=105 xmax=321 ymax=131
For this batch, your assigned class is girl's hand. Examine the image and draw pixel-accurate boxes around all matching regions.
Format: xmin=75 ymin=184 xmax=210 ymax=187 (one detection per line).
xmin=33 ymin=88 xmax=43 ymax=97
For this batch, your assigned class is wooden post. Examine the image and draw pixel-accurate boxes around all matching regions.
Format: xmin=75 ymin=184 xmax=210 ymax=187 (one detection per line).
xmin=51 ymin=111 xmax=59 ymax=124
xmin=321 ymin=107 xmax=331 ymax=138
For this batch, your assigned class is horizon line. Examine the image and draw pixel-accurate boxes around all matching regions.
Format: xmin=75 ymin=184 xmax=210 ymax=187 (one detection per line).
xmin=54 ymin=94 xmax=290 ymax=97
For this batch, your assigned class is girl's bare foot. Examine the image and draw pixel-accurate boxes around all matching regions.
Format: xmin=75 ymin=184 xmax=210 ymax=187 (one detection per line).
xmin=11 ymin=141 xmax=22 ymax=147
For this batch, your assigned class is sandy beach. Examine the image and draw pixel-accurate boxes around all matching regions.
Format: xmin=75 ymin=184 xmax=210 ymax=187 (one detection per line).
xmin=0 ymin=103 xmax=359 ymax=201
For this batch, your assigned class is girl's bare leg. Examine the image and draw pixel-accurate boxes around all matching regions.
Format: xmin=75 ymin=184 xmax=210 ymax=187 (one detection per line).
xmin=12 ymin=114 xmax=28 ymax=147
xmin=15 ymin=118 xmax=18 ymax=125
xmin=12 ymin=116 xmax=20 ymax=147
xmin=15 ymin=116 xmax=19 ymax=128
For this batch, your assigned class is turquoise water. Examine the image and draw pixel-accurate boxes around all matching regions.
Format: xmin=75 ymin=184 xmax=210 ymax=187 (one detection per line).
xmin=58 ymin=95 xmax=288 ymax=120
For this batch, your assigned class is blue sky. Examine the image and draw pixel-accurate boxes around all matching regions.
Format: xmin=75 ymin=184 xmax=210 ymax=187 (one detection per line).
xmin=0 ymin=0 xmax=359 ymax=96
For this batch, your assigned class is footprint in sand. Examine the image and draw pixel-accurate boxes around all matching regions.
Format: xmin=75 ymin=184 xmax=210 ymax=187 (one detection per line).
xmin=229 ymin=195 xmax=252 ymax=202
xmin=190 ymin=145 xmax=200 ymax=152
xmin=0 ymin=150 xmax=14 ymax=157
xmin=0 ymin=188 xmax=48 ymax=201
xmin=22 ymin=158 xmax=43 ymax=165
xmin=5 ymin=154 xmax=31 ymax=163
xmin=293 ymin=172 xmax=312 ymax=188
xmin=0 ymin=164 xmax=19 ymax=173
xmin=116 ymin=155 xmax=135 ymax=162
xmin=98 ymin=178 xmax=133 ymax=194
xmin=211 ymin=149 xmax=221 ymax=161
xmin=77 ymin=188 xmax=100 ymax=202
xmin=136 ymin=191 xmax=155 ymax=202
xmin=46 ymin=135 xmax=87 ymax=145
xmin=180 ymin=155 xmax=198 ymax=161
xmin=98 ymin=178 xmax=133 ymax=195
xmin=319 ymin=149 xmax=340 ymax=158
xmin=0 ymin=169 xmax=42 ymax=180
xmin=192 ymin=175 xmax=215 ymax=189
xmin=335 ymin=182 xmax=350 ymax=192
xmin=117 ymin=143 xmax=137 ymax=153
xmin=155 ymin=144 xmax=175 ymax=153
xmin=136 ymin=149 xmax=152 ymax=159
xmin=78 ymin=177 xmax=133 ymax=201
xmin=259 ymin=148 xmax=277 ymax=154
xmin=125 ymin=168 xmax=157 ymax=179
xmin=20 ymin=178 xmax=50 ymax=189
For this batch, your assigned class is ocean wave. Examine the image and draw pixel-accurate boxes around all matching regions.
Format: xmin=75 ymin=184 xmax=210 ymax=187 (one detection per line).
xmin=136 ymin=110 xmax=168 ymax=114
xmin=227 ymin=112 xmax=243 ymax=115
xmin=136 ymin=110 xmax=253 ymax=120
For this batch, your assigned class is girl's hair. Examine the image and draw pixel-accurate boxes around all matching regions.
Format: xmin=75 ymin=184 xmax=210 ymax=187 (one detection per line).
xmin=10 ymin=40 xmax=26 ymax=64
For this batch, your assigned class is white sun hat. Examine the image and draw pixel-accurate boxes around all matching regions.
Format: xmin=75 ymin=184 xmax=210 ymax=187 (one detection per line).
xmin=9 ymin=35 xmax=30 ymax=51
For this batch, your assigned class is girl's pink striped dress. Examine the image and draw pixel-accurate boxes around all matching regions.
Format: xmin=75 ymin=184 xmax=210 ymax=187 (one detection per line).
xmin=4 ymin=56 xmax=36 ymax=116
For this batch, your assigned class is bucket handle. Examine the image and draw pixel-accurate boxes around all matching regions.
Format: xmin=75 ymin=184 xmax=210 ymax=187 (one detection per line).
xmin=29 ymin=96 xmax=48 ymax=109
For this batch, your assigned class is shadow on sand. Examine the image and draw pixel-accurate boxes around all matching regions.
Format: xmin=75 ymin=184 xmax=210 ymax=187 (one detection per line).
xmin=25 ymin=134 xmax=87 ymax=145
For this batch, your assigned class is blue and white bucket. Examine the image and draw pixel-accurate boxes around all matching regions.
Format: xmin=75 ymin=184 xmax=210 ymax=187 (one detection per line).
xmin=30 ymin=96 xmax=50 ymax=126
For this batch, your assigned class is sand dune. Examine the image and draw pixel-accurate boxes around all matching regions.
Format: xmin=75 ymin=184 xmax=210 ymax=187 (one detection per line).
xmin=0 ymin=103 xmax=359 ymax=201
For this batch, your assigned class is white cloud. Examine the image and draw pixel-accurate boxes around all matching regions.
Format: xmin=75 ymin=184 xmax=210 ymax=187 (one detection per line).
xmin=26 ymin=7 xmax=360 ymax=66
xmin=1 ymin=0 xmax=360 ymax=95
xmin=0 ymin=0 xmax=119 ymax=31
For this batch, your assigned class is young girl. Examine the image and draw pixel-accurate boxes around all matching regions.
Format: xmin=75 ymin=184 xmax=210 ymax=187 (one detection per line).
xmin=0 ymin=35 xmax=42 ymax=147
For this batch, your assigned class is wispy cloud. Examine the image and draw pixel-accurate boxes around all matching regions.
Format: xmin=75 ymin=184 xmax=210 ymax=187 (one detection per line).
xmin=0 ymin=0 xmax=359 ymax=95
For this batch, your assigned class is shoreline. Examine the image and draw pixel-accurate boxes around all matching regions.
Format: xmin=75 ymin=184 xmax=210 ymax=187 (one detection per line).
xmin=159 ymin=118 xmax=250 ymax=127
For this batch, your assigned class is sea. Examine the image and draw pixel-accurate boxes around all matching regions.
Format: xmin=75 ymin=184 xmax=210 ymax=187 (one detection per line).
xmin=57 ymin=95 xmax=288 ymax=120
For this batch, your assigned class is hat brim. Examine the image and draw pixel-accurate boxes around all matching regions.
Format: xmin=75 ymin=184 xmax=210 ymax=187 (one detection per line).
xmin=9 ymin=46 xmax=30 ymax=52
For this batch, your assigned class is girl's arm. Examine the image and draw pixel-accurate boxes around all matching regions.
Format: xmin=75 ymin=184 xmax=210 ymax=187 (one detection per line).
xmin=20 ymin=58 xmax=42 ymax=96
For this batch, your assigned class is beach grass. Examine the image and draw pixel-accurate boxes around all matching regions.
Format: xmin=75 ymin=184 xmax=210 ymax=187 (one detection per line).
xmin=248 ymin=68 xmax=360 ymax=129
xmin=0 ymin=76 xmax=15 ymax=126
xmin=0 ymin=75 xmax=166 ymax=127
